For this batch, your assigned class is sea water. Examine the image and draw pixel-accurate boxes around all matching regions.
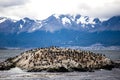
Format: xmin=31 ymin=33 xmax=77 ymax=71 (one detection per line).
xmin=0 ymin=49 xmax=120 ymax=80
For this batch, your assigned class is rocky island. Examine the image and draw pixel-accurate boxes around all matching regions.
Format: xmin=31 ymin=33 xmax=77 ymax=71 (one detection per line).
xmin=0 ymin=47 xmax=119 ymax=72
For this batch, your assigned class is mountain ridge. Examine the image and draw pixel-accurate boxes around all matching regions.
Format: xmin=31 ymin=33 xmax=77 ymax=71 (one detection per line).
xmin=0 ymin=14 xmax=120 ymax=33
xmin=0 ymin=14 xmax=120 ymax=48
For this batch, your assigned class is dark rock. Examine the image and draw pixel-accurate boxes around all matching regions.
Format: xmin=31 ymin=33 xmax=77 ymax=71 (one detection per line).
xmin=112 ymin=60 xmax=120 ymax=68
xmin=0 ymin=61 xmax=15 ymax=70
xmin=47 ymin=67 xmax=69 ymax=72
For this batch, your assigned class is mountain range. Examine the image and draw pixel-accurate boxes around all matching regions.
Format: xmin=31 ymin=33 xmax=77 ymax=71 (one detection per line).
xmin=0 ymin=14 xmax=120 ymax=48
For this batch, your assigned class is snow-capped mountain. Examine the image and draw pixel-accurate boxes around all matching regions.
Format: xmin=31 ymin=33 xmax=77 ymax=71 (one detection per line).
xmin=0 ymin=14 xmax=120 ymax=48
xmin=0 ymin=14 xmax=120 ymax=34
xmin=0 ymin=17 xmax=42 ymax=33
xmin=35 ymin=14 xmax=99 ymax=32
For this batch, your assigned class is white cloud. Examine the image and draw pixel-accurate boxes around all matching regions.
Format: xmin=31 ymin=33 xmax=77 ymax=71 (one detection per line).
xmin=0 ymin=0 xmax=120 ymax=20
xmin=0 ymin=0 xmax=28 ymax=7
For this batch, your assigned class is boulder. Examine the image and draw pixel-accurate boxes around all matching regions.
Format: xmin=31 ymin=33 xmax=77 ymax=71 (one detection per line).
xmin=0 ymin=47 xmax=114 ymax=72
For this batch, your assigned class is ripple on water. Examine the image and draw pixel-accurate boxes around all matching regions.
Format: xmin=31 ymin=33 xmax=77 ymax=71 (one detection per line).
xmin=0 ymin=68 xmax=120 ymax=80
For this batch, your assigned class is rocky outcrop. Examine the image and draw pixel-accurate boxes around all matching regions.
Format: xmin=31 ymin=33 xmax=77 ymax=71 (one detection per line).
xmin=0 ymin=58 xmax=15 ymax=70
xmin=0 ymin=47 xmax=115 ymax=72
xmin=112 ymin=60 xmax=120 ymax=69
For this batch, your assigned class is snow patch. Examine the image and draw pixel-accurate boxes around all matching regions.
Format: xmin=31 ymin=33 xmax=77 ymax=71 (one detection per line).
xmin=37 ymin=20 xmax=42 ymax=24
xmin=71 ymin=15 xmax=75 ymax=21
xmin=19 ymin=24 xmax=23 ymax=29
xmin=88 ymin=18 xmax=95 ymax=24
xmin=62 ymin=17 xmax=71 ymax=25
xmin=91 ymin=25 xmax=95 ymax=28
xmin=22 ymin=19 xmax=26 ymax=23
xmin=76 ymin=16 xmax=85 ymax=24
xmin=53 ymin=14 xmax=60 ymax=19
xmin=81 ymin=24 xmax=86 ymax=28
xmin=0 ymin=18 xmax=6 ymax=23
xmin=12 ymin=19 xmax=17 ymax=23
xmin=28 ymin=22 xmax=42 ymax=32
xmin=69 ymin=14 xmax=75 ymax=21
xmin=13 ymin=20 xmax=17 ymax=23
xmin=31 ymin=27 xmax=36 ymax=31
xmin=76 ymin=16 xmax=95 ymax=24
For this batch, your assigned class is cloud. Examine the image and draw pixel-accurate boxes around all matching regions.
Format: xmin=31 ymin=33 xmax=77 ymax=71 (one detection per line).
xmin=0 ymin=0 xmax=120 ymax=20
xmin=0 ymin=0 xmax=30 ymax=19
xmin=83 ymin=0 xmax=120 ymax=19
xmin=0 ymin=0 xmax=29 ymax=7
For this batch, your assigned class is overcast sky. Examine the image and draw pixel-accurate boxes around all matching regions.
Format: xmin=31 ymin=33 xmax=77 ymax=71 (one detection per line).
xmin=0 ymin=0 xmax=120 ymax=20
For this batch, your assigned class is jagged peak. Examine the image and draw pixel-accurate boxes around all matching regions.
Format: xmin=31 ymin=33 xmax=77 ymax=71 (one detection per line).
xmin=93 ymin=18 xmax=101 ymax=23
xmin=0 ymin=17 xmax=17 ymax=23
xmin=0 ymin=14 xmax=120 ymax=33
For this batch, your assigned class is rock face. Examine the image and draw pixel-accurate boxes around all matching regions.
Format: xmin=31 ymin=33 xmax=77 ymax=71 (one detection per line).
xmin=0 ymin=47 xmax=114 ymax=72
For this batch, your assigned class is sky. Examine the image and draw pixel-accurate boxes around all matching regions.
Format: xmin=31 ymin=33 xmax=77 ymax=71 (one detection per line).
xmin=0 ymin=0 xmax=120 ymax=20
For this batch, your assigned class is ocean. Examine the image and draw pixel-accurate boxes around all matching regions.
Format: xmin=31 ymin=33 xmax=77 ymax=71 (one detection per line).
xmin=0 ymin=49 xmax=120 ymax=80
